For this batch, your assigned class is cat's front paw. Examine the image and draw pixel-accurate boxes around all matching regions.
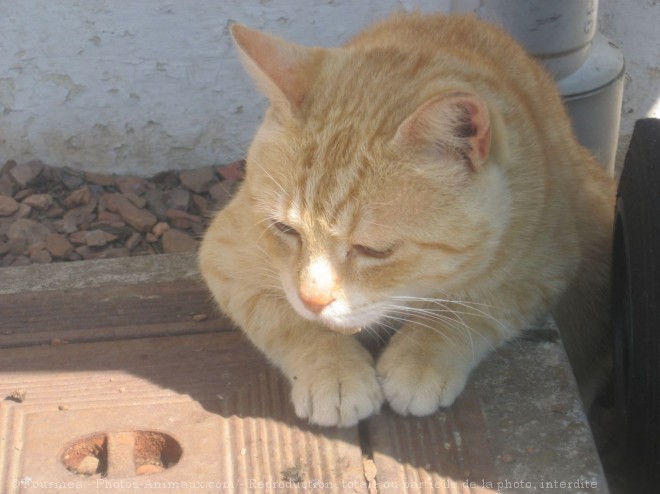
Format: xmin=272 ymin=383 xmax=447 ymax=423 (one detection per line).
xmin=377 ymin=348 xmax=469 ymax=417
xmin=290 ymin=357 xmax=384 ymax=428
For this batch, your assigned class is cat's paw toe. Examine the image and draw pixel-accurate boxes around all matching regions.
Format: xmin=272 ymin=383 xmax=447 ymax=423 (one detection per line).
xmin=377 ymin=358 xmax=468 ymax=416
xmin=291 ymin=367 xmax=383 ymax=427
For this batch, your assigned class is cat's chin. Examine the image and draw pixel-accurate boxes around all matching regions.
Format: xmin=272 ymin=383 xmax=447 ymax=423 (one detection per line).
xmin=293 ymin=306 xmax=365 ymax=335
xmin=318 ymin=321 xmax=363 ymax=336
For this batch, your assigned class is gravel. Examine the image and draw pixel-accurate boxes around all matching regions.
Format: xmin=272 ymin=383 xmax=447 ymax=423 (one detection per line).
xmin=0 ymin=159 xmax=244 ymax=268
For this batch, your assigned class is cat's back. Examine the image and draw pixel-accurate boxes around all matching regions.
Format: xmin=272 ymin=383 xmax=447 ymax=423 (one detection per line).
xmin=346 ymin=13 xmax=544 ymax=84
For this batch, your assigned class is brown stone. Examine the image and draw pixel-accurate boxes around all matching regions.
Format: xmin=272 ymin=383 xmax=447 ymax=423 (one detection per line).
xmin=124 ymin=232 xmax=143 ymax=251
xmin=64 ymin=186 xmax=91 ymax=208
xmin=30 ymin=249 xmax=53 ymax=264
xmin=13 ymin=188 xmax=34 ymax=201
xmin=208 ymin=181 xmax=235 ymax=209
xmin=46 ymin=233 xmax=74 ymax=259
xmin=1 ymin=159 xmax=17 ymax=175
xmin=6 ymin=237 xmax=27 ymax=255
xmin=62 ymin=207 xmax=96 ymax=229
xmin=104 ymin=231 xmax=119 ymax=243
xmin=85 ymin=171 xmax=115 ymax=186
xmin=165 ymin=208 xmax=202 ymax=223
xmin=22 ymin=193 xmax=53 ymax=210
xmin=162 ymin=229 xmax=199 ymax=254
xmin=85 ymin=230 xmax=109 ymax=248
xmin=26 ymin=241 xmax=47 ymax=256
xmin=45 ymin=206 xmax=66 ymax=218
xmin=125 ymin=192 xmax=147 ymax=209
xmin=171 ymin=218 xmax=192 ymax=230
xmin=0 ymin=196 xmax=20 ymax=216
xmin=179 ymin=167 xmax=215 ymax=194
xmin=191 ymin=194 xmax=209 ymax=213
xmin=11 ymin=255 xmax=31 ymax=266
xmin=54 ymin=216 xmax=79 ymax=235
xmin=12 ymin=203 xmax=32 ymax=220
xmin=39 ymin=164 xmax=61 ymax=182
xmin=0 ymin=241 xmax=9 ymax=256
xmin=151 ymin=222 xmax=170 ymax=238
xmin=105 ymin=194 xmax=157 ymax=232
xmin=69 ymin=231 xmax=88 ymax=245
xmin=7 ymin=219 xmax=51 ymax=247
xmin=217 ymin=159 xmax=246 ymax=181
xmin=116 ymin=176 xmax=147 ymax=196
xmin=97 ymin=211 xmax=122 ymax=222
xmin=67 ymin=251 xmax=83 ymax=262
xmin=191 ymin=222 xmax=204 ymax=235
xmin=145 ymin=189 xmax=168 ymax=220
xmin=164 ymin=188 xmax=191 ymax=210
xmin=8 ymin=160 xmax=44 ymax=187
xmin=61 ymin=170 xmax=85 ymax=190
xmin=89 ymin=220 xmax=126 ymax=237
xmin=0 ymin=173 xmax=16 ymax=196
xmin=0 ymin=218 xmax=11 ymax=236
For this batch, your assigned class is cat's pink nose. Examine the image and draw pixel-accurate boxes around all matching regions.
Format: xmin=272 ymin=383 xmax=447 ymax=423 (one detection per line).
xmin=299 ymin=291 xmax=334 ymax=314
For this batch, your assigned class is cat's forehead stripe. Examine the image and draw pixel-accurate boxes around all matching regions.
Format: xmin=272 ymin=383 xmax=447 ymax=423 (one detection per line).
xmin=328 ymin=157 xmax=369 ymax=215
xmin=306 ymin=160 xmax=370 ymax=235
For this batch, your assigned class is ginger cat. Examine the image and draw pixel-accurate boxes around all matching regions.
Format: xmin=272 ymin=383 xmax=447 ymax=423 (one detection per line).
xmin=199 ymin=13 xmax=615 ymax=427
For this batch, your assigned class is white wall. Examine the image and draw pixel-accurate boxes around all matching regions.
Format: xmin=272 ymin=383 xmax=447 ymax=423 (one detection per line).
xmin=0 ymin=0 xmax=656 ymax=175
xmin=0 ymin=0 xmax=448 ymax=175
xmin=598 ymin=0 xmax=660 ymax=171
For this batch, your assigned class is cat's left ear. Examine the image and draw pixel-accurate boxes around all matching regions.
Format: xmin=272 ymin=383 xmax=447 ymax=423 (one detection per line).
xmin=231 ymin=24 xmax=318 ymax=116
xmin=392 ymin=92 xmax=491 ymax=171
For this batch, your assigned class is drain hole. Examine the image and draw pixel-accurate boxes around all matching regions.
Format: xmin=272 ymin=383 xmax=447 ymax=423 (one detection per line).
xmin=134 ymin=431 xmax=183 ymax=475
xmin=60 ymin=433 xmax=109 ymax=476
xmin=59 ymin=431 xmax=182 ymax=477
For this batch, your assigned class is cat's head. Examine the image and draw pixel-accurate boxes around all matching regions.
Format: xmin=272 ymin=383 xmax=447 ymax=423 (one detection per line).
xmin=232 ymin=24 xmax=510 ymax=334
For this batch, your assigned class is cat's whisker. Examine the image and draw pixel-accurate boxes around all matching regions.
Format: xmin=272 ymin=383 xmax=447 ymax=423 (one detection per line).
xmin=390 ymin=294 xmax=504 ymax=311
xmin=386 ymin=298 xmax=500 ymax=329
xmin=383 ymin=304 xmax=501 ymax=356
xmin=363 ymin=319 xmax=400 ymax=347
xmin=250 ymin=160 xmax=291 ymax=201
xmin=384 ymin=307 xmax=480 ymax=347
xmin=388 ymin=295 xmax=510 ymax=334
xmin=379 ymin=315 xmax=433 ymax=348
xmin=382 ymin=313 xmax=464 ymax=352
xmin=254 ymin=221 xmax=279 ymax=244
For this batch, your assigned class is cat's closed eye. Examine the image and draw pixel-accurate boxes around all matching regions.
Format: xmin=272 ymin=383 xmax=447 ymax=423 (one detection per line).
xmin=272 ymin=221 xmax=299 ymax=236
xmin=351 ymin=244 xmax=396 ymax=259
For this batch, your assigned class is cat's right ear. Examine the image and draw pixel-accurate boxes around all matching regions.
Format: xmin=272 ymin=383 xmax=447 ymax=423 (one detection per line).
xmin=392 ymin=92 xmax=492 ymax=172
xmin=231 ymin=24 xmax=318 ymax=117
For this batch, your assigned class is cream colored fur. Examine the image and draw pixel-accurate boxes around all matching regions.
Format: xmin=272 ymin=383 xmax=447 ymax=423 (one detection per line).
xmin=199 ymin=13 xmax=615 ymax=426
